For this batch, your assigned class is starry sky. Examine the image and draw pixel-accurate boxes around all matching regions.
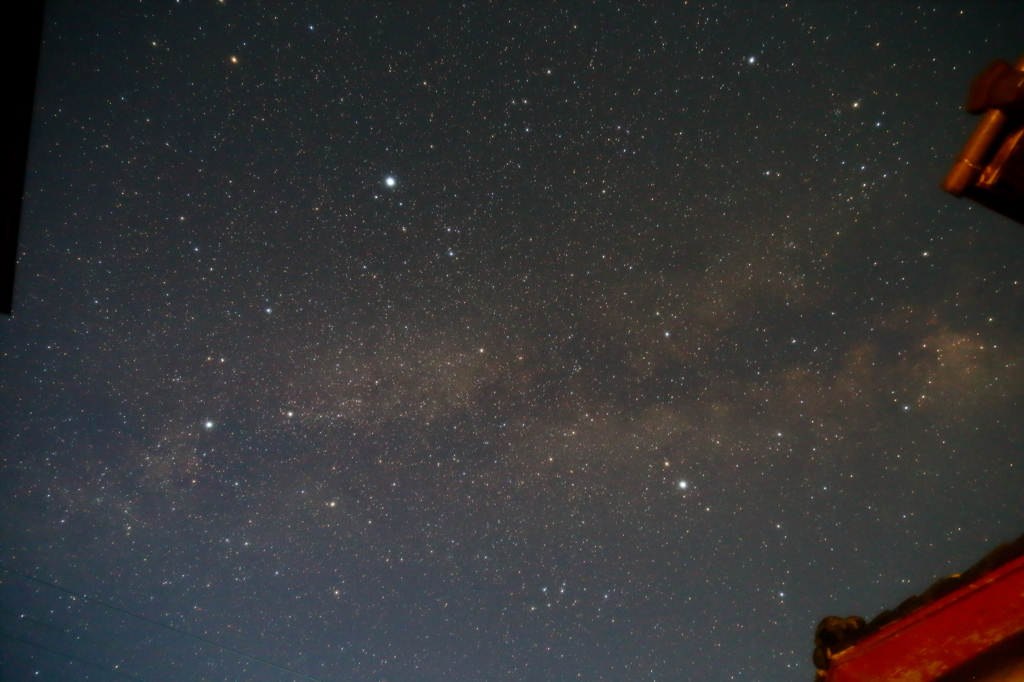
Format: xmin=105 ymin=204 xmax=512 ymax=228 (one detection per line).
xmin=2 ymin=2 xmax=1023 ymax=681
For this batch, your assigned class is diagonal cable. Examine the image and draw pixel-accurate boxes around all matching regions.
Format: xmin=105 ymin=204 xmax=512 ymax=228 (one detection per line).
xmin=0 ymin=564 xmax=326 ymax=682
xmin=0 ymin=629 xmax=148 ymax=682
xmin=1 ymin=607 xmax=211 ymax=682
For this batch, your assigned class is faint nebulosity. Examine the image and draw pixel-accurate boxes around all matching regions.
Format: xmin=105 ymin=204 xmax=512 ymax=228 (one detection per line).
xmin=2 ymin=3 xmax=1023 ymax=681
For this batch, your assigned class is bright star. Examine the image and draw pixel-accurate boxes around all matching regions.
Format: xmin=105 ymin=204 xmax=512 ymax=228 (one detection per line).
xmin=678 ymin=480 xmax=688 ymax=489
xmin=385 ymin=176 xmax=396 ymax=187
xmin=204 ymin=421 xmax=214 ymax=429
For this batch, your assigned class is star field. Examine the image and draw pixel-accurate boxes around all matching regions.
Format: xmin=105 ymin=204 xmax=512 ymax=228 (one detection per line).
xmin=2 ymin=3 xmax=1023 ymax=681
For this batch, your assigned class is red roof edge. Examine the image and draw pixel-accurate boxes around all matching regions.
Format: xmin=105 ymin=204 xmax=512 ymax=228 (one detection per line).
xmin=821 ymin=551 xmax=1024 ymax=682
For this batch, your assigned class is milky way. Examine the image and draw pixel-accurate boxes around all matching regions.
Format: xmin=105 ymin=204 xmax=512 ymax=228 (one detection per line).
xmin=2 ymin=3 xmax=1023 ymax=681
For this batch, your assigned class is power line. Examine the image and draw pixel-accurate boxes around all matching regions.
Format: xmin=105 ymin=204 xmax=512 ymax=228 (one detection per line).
xmin=0 ymin=565 xmax=327 ymax=682
xmin=0 ymin=630 xmax=148 ymax=682
xmin=1 ymin=607 xmax=211 ymax=682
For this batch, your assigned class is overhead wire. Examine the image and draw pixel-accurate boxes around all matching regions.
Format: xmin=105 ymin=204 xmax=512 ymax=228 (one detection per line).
xmin=0 ymin=564 xmax=327 ymax=682
xmin=0 ymin=607 xmax=211 ymax=682
xmin=0 ymin=630 xmax=148 ymax=682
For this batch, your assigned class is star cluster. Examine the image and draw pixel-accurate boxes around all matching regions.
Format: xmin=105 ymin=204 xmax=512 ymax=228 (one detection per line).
xmin=2 ymin=3 xmax=1023 ymax=681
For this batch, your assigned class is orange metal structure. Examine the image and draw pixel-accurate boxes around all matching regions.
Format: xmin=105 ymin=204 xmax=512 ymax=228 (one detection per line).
xmin=942 ymin=54 xmax=1024 ymax=227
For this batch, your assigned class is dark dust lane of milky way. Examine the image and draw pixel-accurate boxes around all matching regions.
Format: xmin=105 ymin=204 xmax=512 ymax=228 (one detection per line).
xmin=2 ymin=3 xmax=1023 ymax=681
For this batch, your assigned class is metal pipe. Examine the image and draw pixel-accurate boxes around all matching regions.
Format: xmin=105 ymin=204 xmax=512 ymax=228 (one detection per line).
xmin=942 ymin=53 xmax=1024 ymax=197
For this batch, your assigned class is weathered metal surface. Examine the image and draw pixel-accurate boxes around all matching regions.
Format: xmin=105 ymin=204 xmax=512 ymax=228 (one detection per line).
xmin=942 ymin=53 xmax=1024 ymax=197
xmin=824 ymin=552 xmax=1024 ymax=682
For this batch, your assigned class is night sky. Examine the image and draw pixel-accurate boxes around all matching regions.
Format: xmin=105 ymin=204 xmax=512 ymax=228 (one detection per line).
xmin=2 ymin=2 xmax=1024 ymax=681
